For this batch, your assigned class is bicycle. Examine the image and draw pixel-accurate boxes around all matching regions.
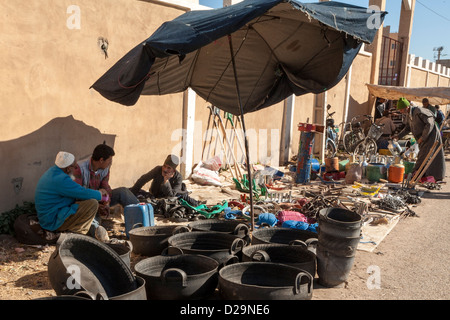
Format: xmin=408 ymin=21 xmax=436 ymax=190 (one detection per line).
xmin=342 ymin=115 xmax=369 ymax=154
xmin=353 ymin=117 xmax=384 ymax=159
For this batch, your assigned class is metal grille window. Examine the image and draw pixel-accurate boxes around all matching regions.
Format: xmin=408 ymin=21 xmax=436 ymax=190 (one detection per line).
xmin=379 ymin=36 xmax=403 ymax=86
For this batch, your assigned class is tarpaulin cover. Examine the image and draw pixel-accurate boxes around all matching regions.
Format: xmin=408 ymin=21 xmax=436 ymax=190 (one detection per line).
xmin=367 ymin=84 xmax=450 ymax=105
xmin=92 ymin=0 xmax=386 ymax=115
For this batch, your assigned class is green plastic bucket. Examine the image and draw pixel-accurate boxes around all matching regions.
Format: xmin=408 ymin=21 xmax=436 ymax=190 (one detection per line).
xmin=365 ymin=163 xmax=387 ymax=182
xmin=403 ymin=161 xmax=415 ymax=174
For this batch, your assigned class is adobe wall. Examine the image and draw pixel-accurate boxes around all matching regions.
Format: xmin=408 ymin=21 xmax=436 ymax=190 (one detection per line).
xmin=0 ymin=0 xmax=191 ymax=212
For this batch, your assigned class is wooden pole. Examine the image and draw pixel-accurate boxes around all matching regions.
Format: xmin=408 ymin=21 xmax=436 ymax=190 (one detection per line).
xmin=409 ymin=140 xmax=438 ymax=184
xmin=409 ymin=144 xmax=443 ymax=187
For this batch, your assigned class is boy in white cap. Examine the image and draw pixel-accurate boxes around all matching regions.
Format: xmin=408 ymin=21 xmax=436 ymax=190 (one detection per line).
xmin=34 ymin=151 xmax=110 ymax=241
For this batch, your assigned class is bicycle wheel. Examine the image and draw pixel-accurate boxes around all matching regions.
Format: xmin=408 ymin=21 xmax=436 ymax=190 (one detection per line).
xmin=354 ymin=139 xmax=377 ymax=158
xmin=343 ymin=132 xmax=359 ymax=153
xmin=326 ymin=140 xmax=336 ymax=158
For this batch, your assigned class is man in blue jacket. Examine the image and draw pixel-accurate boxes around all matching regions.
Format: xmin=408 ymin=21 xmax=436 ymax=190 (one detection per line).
xmin=34 ymin=151 xmax=110 ymax=241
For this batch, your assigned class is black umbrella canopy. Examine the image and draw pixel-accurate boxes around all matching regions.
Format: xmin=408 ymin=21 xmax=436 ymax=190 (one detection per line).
xmin=91 ymin=0 xmax=386 ymax=115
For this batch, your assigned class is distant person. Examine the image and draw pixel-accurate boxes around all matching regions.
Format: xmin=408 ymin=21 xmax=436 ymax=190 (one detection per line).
xmin=422 ymin=98 xmax=436 ymax=117
xmin=375 ymin=110 xmax=396 ymax=149
xmin=435 ymin=105 xmax=445 ymax=128
xmin=129 ymin=154 xmax=200 ymax=207
xmin=375 ymin=98 xmax=387 ymax=120
xmin=34 ymin=151 xmax=110 ymax=241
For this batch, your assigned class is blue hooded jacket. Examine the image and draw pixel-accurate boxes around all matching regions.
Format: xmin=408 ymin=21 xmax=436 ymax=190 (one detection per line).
xmin=34 ymin=165 xmax=102 ymax=231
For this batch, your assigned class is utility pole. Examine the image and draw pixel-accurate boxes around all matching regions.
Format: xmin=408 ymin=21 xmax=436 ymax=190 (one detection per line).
xmin=433 ymin=46 xmax=447 ymax=62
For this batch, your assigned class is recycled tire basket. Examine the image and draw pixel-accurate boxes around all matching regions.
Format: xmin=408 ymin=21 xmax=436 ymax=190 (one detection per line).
xmin=218 ymin=262 xmax=313 ymax=300
xmin=251 ymin=227 xmax=318 ymax=254
xmin=129 ymin=225 xmax=190 ymax=257
xmin=166 ymin=231 xmax=245 ymax=267
xmin=241 ymin=243 xmax=316 ymax=277
xmin=48 ymin=233 xmax=137 ymax=298
xmin=134 ymin=254 xmax=219 ymax=300
xmin=317 ymin=207 xmax=362 ymax=287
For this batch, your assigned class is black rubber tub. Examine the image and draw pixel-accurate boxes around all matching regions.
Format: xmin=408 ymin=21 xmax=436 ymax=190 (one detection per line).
xmin=218 ymin=262 xmax=313 ymax=300
xmin=134 ymin=254 xmax=219 ymax=300
xmin=316 ymin=207 xmax=362 ymax=287
xmin=166 ymin=231 xmax=246 ymax=267
xmin=318 ymin=207 xmax=362 ymax=238
xmin=47 ymin=233 xmax=137 ymax=298
xmin=35 ymin=277 xmax=147 ymax=300
xmin=106 ymin=241 xmax=133 ymax=268
xmin=241 ymin=243 xmax=316 ymax=277
xmin=251 ymin=227 xmax=318 ymax=253
xmin=109 ymin=276 xmax=147 ymax=300
xmin=129 ymin=225 xmax=190 ymax=257
xmin=187 ymin=219 xmax=250 ymax=239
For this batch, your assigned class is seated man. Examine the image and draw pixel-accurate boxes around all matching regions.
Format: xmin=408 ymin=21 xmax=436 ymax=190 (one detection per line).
xmin=34 ymin=151 xmax=110 ymax=241
xmin=73 ymin=143 xmax=139 ymax=223
xmin=129 ymin=154 xmax=199 ymax=207
xmin=375 ymin=110 xmax=396 ymax=149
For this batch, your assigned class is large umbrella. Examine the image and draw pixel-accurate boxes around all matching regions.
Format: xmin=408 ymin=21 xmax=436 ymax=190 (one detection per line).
xmin=91 ymin=0 xmax=385 ymax=228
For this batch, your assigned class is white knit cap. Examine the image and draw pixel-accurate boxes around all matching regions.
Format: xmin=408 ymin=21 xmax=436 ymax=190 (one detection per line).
xmin=55 ymin=151 xmax=75 ymax=168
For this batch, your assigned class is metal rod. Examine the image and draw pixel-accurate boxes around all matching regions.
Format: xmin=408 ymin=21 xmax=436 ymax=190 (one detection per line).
xmin=228 ymin=34 xmax=255 ymax=231
xmin=202 ymin=109 xmax=213 ymax=161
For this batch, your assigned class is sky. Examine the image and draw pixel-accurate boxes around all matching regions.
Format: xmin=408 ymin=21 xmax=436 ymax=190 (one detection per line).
xmin=198 ymin=0 xmax=450 ymax=62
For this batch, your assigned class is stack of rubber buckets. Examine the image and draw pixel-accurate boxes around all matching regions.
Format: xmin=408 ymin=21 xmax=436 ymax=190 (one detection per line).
xmin=296 ymin=123 xmax=316 ymax=183
xmin=316 ymin=207 xmax=362 ymax=287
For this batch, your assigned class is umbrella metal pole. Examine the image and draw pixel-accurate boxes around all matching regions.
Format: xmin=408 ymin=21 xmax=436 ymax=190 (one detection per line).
xmin=228 ymin=35 xmax=255 ymax=231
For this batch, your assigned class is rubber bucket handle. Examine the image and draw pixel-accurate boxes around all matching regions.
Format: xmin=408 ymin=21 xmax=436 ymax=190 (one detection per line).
xmin=161 ymin=268 xmax=187 ymax=287
xmin=250 ymin=250 xmax=271 ymax=262
xmin=161 ymin=246 xmax=184 ymax=256
xmin=294 ymin=272 xmax=313 ymax=295
xmin=233 ymin=223 xmax=249 ymax=236
xmin=173 ymin=225 xmax=191 ymax=234
xmin=230 ymin=238 xmax=245 ymax=255
xmin=288 ymin=239 xmax=307 ymax=249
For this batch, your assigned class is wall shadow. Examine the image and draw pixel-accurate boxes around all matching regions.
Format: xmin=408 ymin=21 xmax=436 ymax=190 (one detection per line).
xmin=0 ymin=116 xmax=116 ymax=213
xmin=347 ymin=95 xmax=370 ymax=122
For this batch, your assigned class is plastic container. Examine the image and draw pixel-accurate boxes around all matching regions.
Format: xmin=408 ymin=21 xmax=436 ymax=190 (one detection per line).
xmin=124 ymin=203 xmax=155 ymax=238
xmin=325 ymin=157 xmax=339 ymax=172
xmin=403 ymin=161 xmax=415 ymax=174
xmin=388 ymin=164 xmax=405 ymax=183
xmin=365 ymin=163 xmax=387 ymax=182
xmin=310 ymin=158 xmax=320 ymax=172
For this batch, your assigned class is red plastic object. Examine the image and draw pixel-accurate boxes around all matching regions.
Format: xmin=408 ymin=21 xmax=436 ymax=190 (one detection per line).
xmin=229 ymin=200 xmax=245 ymax=209
xmin=420 ymin=176 xmax=436 ymax=183
xmin=298 ymin=123 xmax=316 ymax=132
xmin=323 ymin=171 xmax=345 ymax=181
xmin=277 ymin=210 xmax=308 ymax=226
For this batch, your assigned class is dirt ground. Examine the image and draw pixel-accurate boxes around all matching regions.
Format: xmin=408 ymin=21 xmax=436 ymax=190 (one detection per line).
xmin=1 ymin=157 xmax=449 ymax=301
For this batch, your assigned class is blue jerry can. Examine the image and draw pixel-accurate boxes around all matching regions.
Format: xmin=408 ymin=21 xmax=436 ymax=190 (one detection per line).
xmin=124 ymin=203 xmax=155 ymax=238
